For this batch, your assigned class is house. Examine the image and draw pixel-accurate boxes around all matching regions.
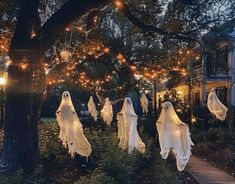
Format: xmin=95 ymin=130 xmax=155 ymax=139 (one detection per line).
xmin=155 ymin=19 xmax=235 ymax=111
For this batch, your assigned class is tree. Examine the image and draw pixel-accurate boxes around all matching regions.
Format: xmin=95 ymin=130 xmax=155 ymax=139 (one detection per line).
xmin=0 ymin=0 xmax=234 ymax=174
xmin=0 ymin=0 xmax=108 ymax=174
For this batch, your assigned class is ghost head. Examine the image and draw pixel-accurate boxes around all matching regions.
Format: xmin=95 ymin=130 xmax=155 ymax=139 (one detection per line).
xmin=163 ymin=101 xmax=172 ymax=110
xmin=62 ymin=91 xmax=70 ymax=100
xmin=210 ymin=88 xmax=216 ymax=92
xmin=105 ymin=97 xmax=110 ymax=103
xmin=120 ymin=97 xmax=136 ymax=116
xmin=60 ymin=91 xmax=74 ymax=107
xmin=126 ymin=98 xmax=131 ymax=104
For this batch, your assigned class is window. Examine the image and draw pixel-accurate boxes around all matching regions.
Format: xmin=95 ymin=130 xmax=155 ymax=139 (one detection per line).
xmin=206 ymin=48 xmax=228 ymax=77
xmin=216 ymin=87 xmax=227 ymax=105
xmin=194 ymin=92 xmax=200 ymax=107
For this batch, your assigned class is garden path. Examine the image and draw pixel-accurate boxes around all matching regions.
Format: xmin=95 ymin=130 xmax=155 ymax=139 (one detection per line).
xmin=187 ymin=155 xmax=235 ymax=184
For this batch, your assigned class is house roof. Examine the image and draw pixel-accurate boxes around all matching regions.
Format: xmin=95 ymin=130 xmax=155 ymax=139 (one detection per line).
xmin=203 ymin=18 xmax=235 ymax=44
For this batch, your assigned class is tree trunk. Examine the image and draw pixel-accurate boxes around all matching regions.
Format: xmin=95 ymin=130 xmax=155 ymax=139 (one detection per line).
xmin=0 ymin=51 xmax=45 ymax=174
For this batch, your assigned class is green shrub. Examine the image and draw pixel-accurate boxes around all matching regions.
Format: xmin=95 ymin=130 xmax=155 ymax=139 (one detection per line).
xmin=0 ymin=169 xmax=24 ymax=184
xmin=37 ymin=118 xmax=181 ymax=183
xmin=76 ymin=170 xmax=117 ymax=184
xmin=0 ymin=166 xmax=49 ymax=184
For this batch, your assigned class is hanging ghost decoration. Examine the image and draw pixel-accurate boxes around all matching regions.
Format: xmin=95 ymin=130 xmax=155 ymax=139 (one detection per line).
xmin=60 ymin=49 xmax=71 ymax=62
xmin=156 ymin=101 xmax=193 ymax=171
xmin=56 ymin=91 xmax=92 ymax=158
xmin=117 ymin=97 xmax=145 ymax=154
xmin=140 ymin=94 xmax=149 ymax=115
xmin=100 ymin=98 xmax=113 ymax=126
xmin=207 ymin=88 xmax=228 ymax=121
xmin=87 ymin=96 xmax=98 ymax=121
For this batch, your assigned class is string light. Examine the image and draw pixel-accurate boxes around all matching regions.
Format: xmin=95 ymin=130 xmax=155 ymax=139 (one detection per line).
xmin=31 ymin=30 xmax=36 ymax=38
xmin=65 ymin=27 xmax=70 ymax=32
xmin=20 ymin=63 xmax=29 ymax=70
xmin=77 ymin=26 xmax=84 ymax=32
xmin=114 ymin=0 xmax=124 ymax=10
xmin=103 ymin=47 xmax=110 ymax=54
xmin=44 ymin=26 xmax=202 ymax=94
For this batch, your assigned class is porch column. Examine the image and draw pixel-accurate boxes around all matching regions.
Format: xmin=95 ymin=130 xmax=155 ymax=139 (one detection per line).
xmin=201 ymin=55 xmax=207 ymax=107
xmin=230 ymin=46 xmax=235 ymax=129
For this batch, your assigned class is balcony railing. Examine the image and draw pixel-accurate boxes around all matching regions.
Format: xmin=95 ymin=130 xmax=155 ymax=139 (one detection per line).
xmin=192 ymin=64 xmax=228 ymax=82
xmin=206 ymin=67 xmax=228 ymax=77
xmin=192 ymin=65 xmax=203 ymax=83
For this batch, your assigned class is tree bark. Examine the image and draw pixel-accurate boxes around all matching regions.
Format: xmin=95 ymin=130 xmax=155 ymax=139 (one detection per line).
xmin=1 ymin=53 xmax=45 ymax=174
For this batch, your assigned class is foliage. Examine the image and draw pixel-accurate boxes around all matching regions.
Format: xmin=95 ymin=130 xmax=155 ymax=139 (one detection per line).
xmin=0 ymin=166 xmax=49 ymax=184
xmin=162 ymin=89 xmax=190 ymax=121
xmin=39 ymin=118 xmax=181 ymax=183
xmin=75 ymin=171 xmax=117 ymax=184
xmin=0 ymin=169 xmax=23 ymax=184
xmin=191 ymin=115 xmax=235 ymax=176
xmin=0 ymin=116 xmax=193 ymax=183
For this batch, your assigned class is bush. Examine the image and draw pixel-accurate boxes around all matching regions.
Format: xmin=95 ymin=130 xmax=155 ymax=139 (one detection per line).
xmin=0 ymin=170 xmax=24 ymax=184
xmin=76 ymin=171 xmax=117 ymax=184
xmin=0 ymin=166 xmax=49 ymax=184
xmin=0 ymin=118 xmax=181 ymax=183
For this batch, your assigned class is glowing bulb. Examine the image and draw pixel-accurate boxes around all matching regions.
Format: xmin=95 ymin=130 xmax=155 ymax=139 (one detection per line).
xmin=5 ymin=60 xmax=12 ymax=67
xmin=103 ymin=47 xmax=110 ymax=53
xmin=20 ymin=63 xmax=28 ymax=70
xmin=116 ymin=53 xmax=123 ymax=60
xmin=0 ymin=77 xmax=6 ymax=85
xmin=65 ymin=27 xmax=70 ymax=32
xmin=77 ymin=26 xmax=83 ymax=32
xmin=31 ymin=32 xmax=36 ymax=38
xmin=177 ymin=91 xmax=183 ymax=95
xmin=114 ymin=0 xmax=124 ymax=10
xmin=130 ymin=65 xmax=137 ymax=71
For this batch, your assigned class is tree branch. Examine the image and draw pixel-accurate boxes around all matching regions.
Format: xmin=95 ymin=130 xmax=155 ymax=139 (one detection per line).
xmin=33 ymin=0 xmax=108 ymax=52
xmin=118 ymin=0 xmax=198 ymax=42
xmin=10 ymin=0 xmax=40 ymax=51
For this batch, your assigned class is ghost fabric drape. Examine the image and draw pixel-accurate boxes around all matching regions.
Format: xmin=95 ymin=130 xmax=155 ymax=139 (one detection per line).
xmin=156 ymin=101 xmax=193 ymax=171
xmin=117 ymin=97 xmax=145 ymax=154
xmin=101 ymin=97 xmax=113 ymax=126
xmin=87 ymin=96 xmax=98 ymax=121
xmin=56 ymin=91 xmax=92 ymax=158
xmin=207 ymin=88 xmax=228 ymax=121
xmin=140 ymin=94 xmax=149 ymax=115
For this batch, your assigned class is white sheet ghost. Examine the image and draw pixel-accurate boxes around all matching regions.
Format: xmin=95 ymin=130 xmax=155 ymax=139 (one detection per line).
xmin=207 ymin=88 xmax=228 ymax=121
xmin=56 ymin=91 xmax=92 ymax=158
xmin=100 ymin=97 xmax=113 ymax=126
xmin=117 ymin=97 xmax=145 ymax=154
xmin=87 ymin=96 xmax=98 ymax=121
xmin=140 ymin=94 xmax=149 ymax=115
xmin=156 ymin=101 xmax=193 ymax=171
